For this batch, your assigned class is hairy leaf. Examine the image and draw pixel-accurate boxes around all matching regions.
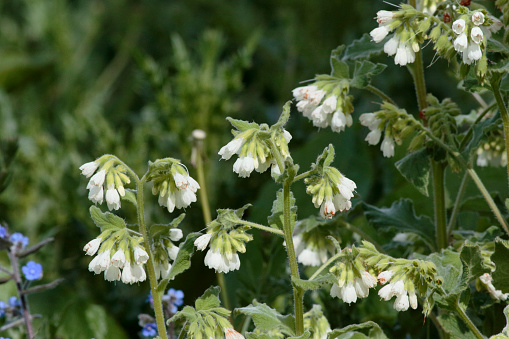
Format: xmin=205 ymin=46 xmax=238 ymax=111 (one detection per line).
xmin=490 ymin=305 xmax=509 ymax=338
xmin=162 ymin=232 xmax=201 ymax=283
xmin=395 ymin=148 xmax=430 ymax=196
xmin=226 ymin=117 xmax=259 ymax=132
xmin=121 ymin=189 xmax=137 ymax=207
xmin=150 ymin=213 xmax=185 ymax=239
xmin=350 ymin=60 xmax=386 ymax=88
xmin=363 ymin=199 xmax=435 ymax=251
xmin=342 ymin=33 xmax=384 ymax=60
xmin=195 ymin=286 xmax=222 ymax=311
xmin=437 ymin=313 xmax=477 ymax=339
xmin=268 ymin=189 xmax=297 ymax=232
xmin=491 ymin=238 xmax=509 ymax=293
xmin=89 ymin=206 xmax=125 ymax=231
xmin=292 ymin=273 xmax=336 ymax=291
xmin=328 ymin=321 xmax=388 ymax=339
xmin=331 ymin=59 xmax=349 ymax=79
xmin=460 ymin=242 xmax=490 ymax=284
xmin=235 ymin=301 xmax=295 ymax=335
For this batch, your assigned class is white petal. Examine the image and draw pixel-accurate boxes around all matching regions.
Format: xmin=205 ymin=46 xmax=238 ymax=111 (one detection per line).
xmin=194 ymin=233 xmax=212 ymax=251
xmin=83 ymin=238 xmax=101 ymax=256
xmin=218 ymin=138 xmax=244 ymax=160
xmin=80 ymin=161 xmax=100 ymax=178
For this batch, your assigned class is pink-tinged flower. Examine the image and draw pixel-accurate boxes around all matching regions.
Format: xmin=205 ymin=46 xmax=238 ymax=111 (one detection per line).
xmin=393 ymin=293 xmax=410 ymax=311
xmin=361 ymin=271 xmax=378 ymax=288
xmin=470 ymin=26 xmax=483 ymax=44
xmin=376 ymin=10 xmax=394 ymax=25
xmin=79 ymin=161 xmax=100 ymax=178
xmin=224 ymin=328 xmax=245 ymax=339
xmin=377 ymin=270 xmax=394 ymax=284
xmin=83 ymin=238 xmax=101 ymax=256
xmin=452 ymin=19 xmax=466 ymax=35
xmin=471 ymin=12 xmax=485 ymax=26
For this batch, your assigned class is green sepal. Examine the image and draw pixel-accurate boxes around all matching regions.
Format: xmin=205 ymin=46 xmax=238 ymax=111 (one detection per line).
xmin=89 ymin=206 xmax=126 ymax=231
xmin=267 ymin=189 xmax=297 ymax=232
xmin=213 ymin=204 xmax=252 ymax=230
xmin=235 ymin=300 xmax=296 ymax=336
xmin=395 ymin=148 xmax=430 ymax=197
xmin=310 ymin=144 xmax=335 ymax=174
xmin=350 ymin=60 xmax=386 ymax=89
xmin=291 ymin=273 xmax=336 ymax=291
xmin=327 ymin=321 xmax=388 ymax=339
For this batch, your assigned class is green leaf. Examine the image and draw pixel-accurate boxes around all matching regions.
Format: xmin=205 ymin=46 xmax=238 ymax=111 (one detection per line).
xmin=168 ymin=305 xmax=198 ymax=324
xmin=272 ymin=101 xmax=292 ymax=129
xmin=121 ymin=189 xmax=137 ymax=207
xmin=331 ymin=59 xmax=350 ymax=79
xmin=292 ymin=273 xmax=336 ymax=291
xmin=349 ymin=60 xmax=386 ymax=88
xmin=342 ymin=33 xmax=384 ymax=60
xmin=245 ymin=334 xmax=274 ymax=339
xmin=427 ymin=249 xmax=464 ymax=296
xmin=459 ymin=242 xmax=490 ymax=284
xmin=150 ymin=213 xmax=186 ymax=239
xmin=491 ymin=238 xmax=509 ymax=293
xmin=89 ymin=206 xmax=126 ymax=231
xmin=460 ymin=113 xmax=499 ymax=160
xmin=490 ymin=305 xmax=509 ymax=338
xmin=488 ymin=39 xmax=509 ymax=55
xmin=267 ymin=189 xmax=297 ymax=232
xmin=490 ymin=59 xmax=509 ymax=74
xmin=395 ymin=148 xmax=431 ymax=197
xmin=328 ymin=321 xmax=388 ymax=339
xmin=363 ymin=199 xmax=436 ymax=251
xmin=437 ymin=313 xmax=477 ymax=339
xmin=161 ymin=232 xmax=201 ymax=284
xmin=235 ymin=301 xmax=295 ymax=335
xmin=226 ymin=117 xmax=259 ymax=132
xmin=195 ymin=286 xmax=222 ymax=311
xmin=288 ymin=331 xmax=311 ymax=339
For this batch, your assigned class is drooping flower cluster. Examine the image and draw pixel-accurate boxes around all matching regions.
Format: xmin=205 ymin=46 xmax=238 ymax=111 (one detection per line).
xmin=377 ymin=270 xmax=418 ymax=311
xmin=479 ymin=273 xmax=509 ymax=301
xmin=148 ymin=159 xmax=200 ymax=213
xmin=329 ymin=247 xmax=378 ymax=304
xmin=150 ymin=226 xmax=183 ymax=280
xmin=84 ymin=230 xmax=149 ymax=284
xmin=305 ymin=164 xmax=356 ymax=219
xmin=303 ymin=305 xmax=332 ymax=339
xmin=291 ymin=220 xmax=336 ymax=267
xmin=194 ymin=206 xmax=253 ymax=273
xmin=292 ymin=82 xmax=354 ymax=133
xmin=218 ymin=118 xmax=292 ymax=178
xmin=476 ymin=137 xmax=507 ymax=168
xmin=80 ymin=155 xmax=131 ymax=211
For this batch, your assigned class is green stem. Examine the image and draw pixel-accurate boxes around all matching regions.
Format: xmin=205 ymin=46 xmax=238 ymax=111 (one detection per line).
xmin=293 ymin=170 xmax=313 ymax=182
xmin=432 ymin=161 xmax=448 ymax=250
xmin=454 ymin=301 xmax=485 ymax=339
xmin=447 ymin=172 xmax=469 ymax=236
xmin=7 ymin=251 xmax=34 ymax=338
xmin=194 ymin=144 xmax=231 ymax=312
xmin=467 ymin=168 xmax=509 ymax=236
xmin=490 ymin=76 xmax=509 ymax=184
xmin=270 ymin=137 xmax=285 ymax=174
xmin=309 ymin=253 xmax=341 ymax=281
xmin=242 ymin=220 xmax=284 ymax=236
xmin=282 ymin=179 xmax=304 ymax=335
xmin=410 ymin=50 xmax=428 ymax=113
xmin=136 ymin=176 xmax=168 ymax=339
xmin=365 ymin=85 xmax=397 ymax=105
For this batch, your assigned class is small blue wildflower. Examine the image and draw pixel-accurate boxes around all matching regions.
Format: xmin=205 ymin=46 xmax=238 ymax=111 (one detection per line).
xmin=0 ymin=226 xmax=7 ymax=239
xmin=162 ymin=288 xmax=184 ymax=313
xmin=22 ymin=261 xmax=43 ymax=281
xmin=141 ymin=322 xmax=157 ymax=337
xmin=9 ymin=233 xmax=29 ymax=249
xmin=8 ymin=296 xmax=20 ymax=308
xmin=0 ymin=301 xmax=6 ymax=317
xmin=146 ymin=291 xmax=153 ymax=306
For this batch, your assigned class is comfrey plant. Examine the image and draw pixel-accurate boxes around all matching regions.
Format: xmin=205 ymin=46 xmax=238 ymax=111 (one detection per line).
xmin=0 ymin=225 xmax=61 ymax=338
xmin=79 ymin=1 xmax=509 ymax=338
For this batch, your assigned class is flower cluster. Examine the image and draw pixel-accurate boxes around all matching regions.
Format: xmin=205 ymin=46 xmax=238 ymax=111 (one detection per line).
xmin=479 ymin=273 xmax=509 ymax=301
xmin=377 ymin=270 xmax=418 ymax=311
xmin=141 ymin=322 xmax=157 ymax=338
xmin=305 ymin=165 xmax=356 ymax=219
xmin=150 ymin=227 xmax=183 ymax=280
xmin=22 ymin=261 xmax=43 ymax=281
xmin=219 ymin=121 xmax=292 ymax=178
xmin=148 ymin=159 xmax=200 ymax=213
xmin=0 ymin=296 xmax=22 ymax=321
xmin=80 ymin=156 xmax=131 ymax=211
xmin=84 ymin=232 xmax=149 ymax=284
xmin=292 ymin=84 xmax=354 ymax=133
xmin=10 ymin=232 xmax=29 ymax=252
xmin=304 ymin=305 xmax=332 ymax=339
xmin=476 ymin=138 xmax=507 ymax=168
xmin=291 ymin=221 xmax=336 ymax=267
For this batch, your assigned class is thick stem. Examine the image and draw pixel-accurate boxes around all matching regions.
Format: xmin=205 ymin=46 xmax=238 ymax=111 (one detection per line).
xmin=282 ymin=179 xmax=304 ymax=335
xmin=194 ymin=146 xmax=231 ymax=312
xmin=432 ymin=161 xmax=448 ymax=250
xmin=491 ymin=76 xmax=509 ymax=184
xmin=7 ymin=251 xmax=34 ymax=338
xmin=447 ymin=172 xmax=469 ymax=236
xmin=136 ymin=177 xmax=168 ymax=339
xmin=454 ymin=302 xmax=485 ymax=339
xmin=410 ymin=50 xmax=428 ymax=113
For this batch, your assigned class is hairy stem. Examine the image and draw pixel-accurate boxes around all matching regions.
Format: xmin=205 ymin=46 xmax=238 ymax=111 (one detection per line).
xmin=447 ymin=172 xmax=469 ymax=236
xmin=282 ymin=179 xmax=303 ymax=335
xmin=293 ymin=170 xmax=313 ymax=182
xmin=454 ymin=301 xmax=484 ymax=339
xmin=365 ymin=85 xmax=397 ymax=105
xmin=136 ymin=177 xmax=168 ymax=339
xmin=491 ymin=76 xmax=509 ymax=185
xmin=242 ymin=220 xmax=284 ymax=236
xmin=7 ymin=250 xmax=34 ymax=338
xmin=432 ymin=161 xmax=448 ymax=250
xmin=194 ymin=144 xmax=231 ymax=312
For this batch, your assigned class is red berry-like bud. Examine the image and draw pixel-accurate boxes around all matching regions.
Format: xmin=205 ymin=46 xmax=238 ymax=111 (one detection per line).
xmin=443 ymin=12 xmax=451 ymax=23
xmin=419 ymin=110 xmax=426 ymax=122
xmin=460 ymin=0 xmax=471 ymax=6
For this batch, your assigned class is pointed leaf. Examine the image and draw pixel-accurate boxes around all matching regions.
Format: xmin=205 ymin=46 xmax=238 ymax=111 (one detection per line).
xmin=459 ymin=242 xmax=490 ymax=284
xmin=350 ymin=60 xmax=386 ymax=88
xmin=195 ymin=286 xmax=222 ymax=311
xmin=288 ymin=331 xmax=311 ymax=339
xmin=89 ymin=206 xmax=126 ymax=231
xmin=292 ymin=273 xmax=336 ymax=291
xmin=342 ymin=34 xmax=384 ymax=60
xmin=268 ymin=189 xmax=297 ymax=232
xmin=328 ymin=321 xmax=388 ymax=339
xmin=272 ymin=101 xmax=292 ymax=129
xmin=226 ymin=117 xmax=259 ymax=132
xmin=235 ymin=301 xmax=295 ymax=335
xmin=162 ymin=232 xmax=201 ymax=283
xmin=363 ymin=199 xmax=435 ymax=251
xmin=395 ymin=148 xmax=430 ymax=196
xmin=461 ymin=113 xmax=500 ymax=159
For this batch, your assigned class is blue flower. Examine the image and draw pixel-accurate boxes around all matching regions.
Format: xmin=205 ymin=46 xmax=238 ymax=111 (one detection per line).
xmin=146 ymin=291 xmax=153 ymax=306
xmin=0 ymin=226 xmax=6 ymax=239
xmin=8 ymin=296 xmax=20 ymax=308
xmin=10 ymin=233 xmax=29 ymax=249
xmin=141 ymin=322 xmax=157 ymax=337
xmin=162 ymin=288 xmax=184 ymax=313
xmin=22 ymin=261 xmax=43 ymax=281
xmin=0 ymin=301 xmax=6 ymax=317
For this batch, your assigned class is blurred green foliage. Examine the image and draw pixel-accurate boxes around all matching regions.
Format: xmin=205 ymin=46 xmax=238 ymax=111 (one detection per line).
xmin=0 ymin=0 xmax=507 ymax=338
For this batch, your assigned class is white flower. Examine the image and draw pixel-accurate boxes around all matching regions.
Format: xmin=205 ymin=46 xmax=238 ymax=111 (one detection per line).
xmin=377 ymin=270 xmax=394 ymax=284
xmin=104 ymin=265 xmax=121 ymax=282
xmin=480 ymin=273 xmax=509 ymax=301
xmin=131 ymin=264 xmax=147 ymax=282
xmin=154 ymin=261 xmax=172 ymax=280
xmin=292 ymin=85 xmax=317 ymax=101
xmin=83 ymin=238 xmax=101 ymax=256
xmin=471 ymin=12 xmax=485 ymax=26
xmin=453 ymin=33 xmax=468 ymax=52
xmin=332 ymin=194 xmax=352 ymax=212
xmin=381 ymin=136 xmax=395 ymax=157
xmin=233 ymin=156 xmax=256 ymax=177
xmin=297 ymin=247 xmax=328 ymax=267
xmin=309 ymin=88 xmax=326 ymax=106
xmin=169 ymin=228 xmax=183 ymax=241
xmin=409 ymin=290 xmax=418 ymax=309
xmin=80 ymin=161 xmax=100 ymax=178
xmin=394 ymin=293 xmax=410 ymax=311
xmin=341 ymin=283 xmax=358 ymax=304
xmin=359 ymin=113 xmax=381 ymax=130
xmin=331 ymin=111 xmax=347 ymax=133
xmin=134 ymin=246 xmax=149 ymax=265
xmin=337 ymin=176 xmax=356 ymax=200
xmin=97 ymin=249 xmax=112 ymax=271
xmin=384 ymin=36 xmax=399 ymax=56
xmin=194 ymin=233 xmax=212 ymax=251
xmin=88 ymin=256 xmax=102 ymax=274
xmin=467 ymin=43 xmax=482 ymax=61
xmin=173 ymin=173 xmax=188 ymax=190
xmin=322 ymin=96 xmax=337 ymax=114
xmin=159 ymin=191 xmax=176 ymax=213
xmin=218 ymin=138 xmax=244 ymax=160
xmin=354 ymin=278 xmax=370 ymax=298
xmin=365 ymin=129 xmax=382 ymax=145
xmin=105 ymin=185 xmax=121 ymax=211
xmin=370 ymin=26 xmax=390 ymax=43
xmin=391 ymin=280 xmax=405 ymax=296
xmin=470 ymin=26 xmax=483 ymax=44
xmin=88 ymin=185 xmax=104 ymax=205
xmin=204 ymin=249 xmax=240 ymax=273
xmin=378 ymin=284 xmax=394 ymax=300
xmin=361 ymin=271 xmax=378 ymax=288
xmin=376 ymin=10 xmax=394 ymax=25
xmin=167 ymin=244 xmax=179 ymax=260
xmin=111 ymin=249 xmax=126 ymax=268
xmin=88 ymin=169 xmax=106 ymax=187
xmin=452 ymin=19 xmax=466 ymax=35
xmin=224 ymin=328 xmax=245 ymax=339
xmin=320 ymin=198 xmax=336 ymax=219
xmin=394 ymin=45 xmax=410 ymax=66
xmin=121 ymin=264 xmax=135 ymax=284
